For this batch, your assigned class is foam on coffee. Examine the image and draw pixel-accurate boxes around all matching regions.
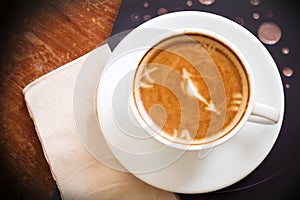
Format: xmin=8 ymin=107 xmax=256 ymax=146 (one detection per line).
xmin=133 ymin=32 xmax=250 ymax=145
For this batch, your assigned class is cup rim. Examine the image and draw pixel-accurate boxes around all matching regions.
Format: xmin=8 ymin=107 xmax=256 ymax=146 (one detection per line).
xmin=130 ymin=28 xmax=255 ymax=151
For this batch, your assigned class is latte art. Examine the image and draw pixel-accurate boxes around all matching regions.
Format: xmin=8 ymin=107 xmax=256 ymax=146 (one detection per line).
xmin=181 ymin=68 xmax=218 ymax=113
xmin=133 ymin=33 xmax=249 ymax=145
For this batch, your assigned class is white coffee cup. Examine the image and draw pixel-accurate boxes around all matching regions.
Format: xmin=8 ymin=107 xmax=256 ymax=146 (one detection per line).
xmin=127 ymin=28 xmax=280 ymax=152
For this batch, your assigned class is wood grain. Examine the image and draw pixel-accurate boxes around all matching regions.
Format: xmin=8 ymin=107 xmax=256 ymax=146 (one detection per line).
xmin=0 ymin=0 xmax=121 ymax=199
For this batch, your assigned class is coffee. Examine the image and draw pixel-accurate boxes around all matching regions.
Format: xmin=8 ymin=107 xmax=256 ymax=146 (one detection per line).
xmin=133 ymin=33 xmax=250 ymax=145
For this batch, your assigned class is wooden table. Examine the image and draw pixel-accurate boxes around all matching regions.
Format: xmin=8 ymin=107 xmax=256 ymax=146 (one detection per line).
xmin=0 ymin=0 xmax=121 ymax=199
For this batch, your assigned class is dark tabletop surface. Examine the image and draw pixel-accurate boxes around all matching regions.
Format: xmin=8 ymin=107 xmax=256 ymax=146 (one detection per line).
xmin=111 ymin=1 xmax=300 ymax=199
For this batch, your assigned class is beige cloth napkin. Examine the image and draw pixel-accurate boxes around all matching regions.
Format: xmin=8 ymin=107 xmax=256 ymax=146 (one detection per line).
xmin=23 ymin=44 xmax=179 ymax=200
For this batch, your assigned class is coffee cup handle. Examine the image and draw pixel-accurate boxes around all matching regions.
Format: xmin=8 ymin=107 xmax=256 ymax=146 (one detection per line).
xmin=249 ymin=102 xmax=280 ymax=124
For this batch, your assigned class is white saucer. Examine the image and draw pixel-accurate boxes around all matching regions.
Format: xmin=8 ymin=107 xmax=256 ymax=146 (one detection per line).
xmin=96 ymin=11 xmax=284 ymax=193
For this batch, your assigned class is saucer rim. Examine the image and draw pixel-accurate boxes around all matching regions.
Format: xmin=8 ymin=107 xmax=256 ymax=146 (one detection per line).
xmin=97 ymin=11 xmax=285 ymax=193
